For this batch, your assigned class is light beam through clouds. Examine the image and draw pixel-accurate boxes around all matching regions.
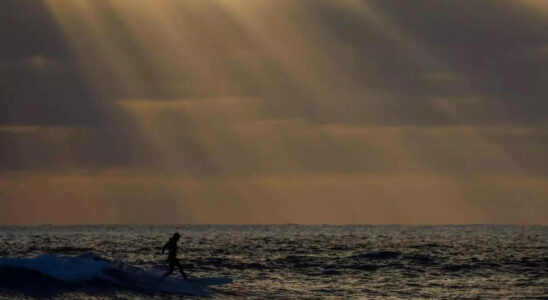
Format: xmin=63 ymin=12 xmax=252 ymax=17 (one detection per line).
xmin=0 ymin=0 xmax=547 ymax=224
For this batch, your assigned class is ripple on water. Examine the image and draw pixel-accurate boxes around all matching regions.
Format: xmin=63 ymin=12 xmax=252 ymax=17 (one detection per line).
xmin=0 ymin=225 xmax=546 ymax=299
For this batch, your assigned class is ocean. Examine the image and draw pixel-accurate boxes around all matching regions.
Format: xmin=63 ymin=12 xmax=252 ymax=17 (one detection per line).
xmin=0 ymin=225 xmax=546 ymax=299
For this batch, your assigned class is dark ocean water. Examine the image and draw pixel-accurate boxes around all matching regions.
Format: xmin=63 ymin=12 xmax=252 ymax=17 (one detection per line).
xmin=0 ymin=225 xmax=546 ymax=299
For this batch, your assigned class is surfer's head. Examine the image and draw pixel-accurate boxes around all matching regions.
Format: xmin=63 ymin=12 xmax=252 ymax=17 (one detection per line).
xmin=172 ymin=232 xmax=181 ymax=240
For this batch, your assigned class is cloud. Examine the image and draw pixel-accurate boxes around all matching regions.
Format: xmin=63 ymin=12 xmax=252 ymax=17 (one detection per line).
xmin=2 ymin=0 xmax=548 ymax=224
xmin=0 ymin=171 xmax=546 ymax=225
xmin=3 ymin=101 xmax=547 ymax=177
xmin=0 ymin=53 xmax=100 ymax=126
xmin=0 ymin=125 xmax=151 ymax=171
xmin=4 ymin=0 xmax=548 ymax=127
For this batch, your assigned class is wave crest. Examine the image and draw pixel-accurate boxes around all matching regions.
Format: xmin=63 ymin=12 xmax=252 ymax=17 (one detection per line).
xmin=0 ymin=254 xmax=230 ymax=297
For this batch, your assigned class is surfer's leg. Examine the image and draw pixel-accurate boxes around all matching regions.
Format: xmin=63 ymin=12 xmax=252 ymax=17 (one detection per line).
xmin=175 ymin=260 xmax=188 ymax=279
xmin=162 ymin=261 xmax=175 ymax=278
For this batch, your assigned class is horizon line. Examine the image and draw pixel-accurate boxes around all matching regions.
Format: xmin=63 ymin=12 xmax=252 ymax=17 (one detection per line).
xmin=1 ymin=223 xmax=546 ymax=227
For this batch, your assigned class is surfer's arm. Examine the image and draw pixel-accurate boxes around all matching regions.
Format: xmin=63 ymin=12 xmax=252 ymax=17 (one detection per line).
xmin=161 ymin=242 xmax=169 ymax=254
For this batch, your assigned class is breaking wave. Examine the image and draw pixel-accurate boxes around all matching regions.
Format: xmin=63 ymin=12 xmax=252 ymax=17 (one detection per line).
xmin=0 ymin=253 xmax=231 ymax=297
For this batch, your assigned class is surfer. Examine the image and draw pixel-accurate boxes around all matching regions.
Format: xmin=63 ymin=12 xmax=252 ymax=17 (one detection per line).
xmin=161 ymin=232 xmax=189 ymax=279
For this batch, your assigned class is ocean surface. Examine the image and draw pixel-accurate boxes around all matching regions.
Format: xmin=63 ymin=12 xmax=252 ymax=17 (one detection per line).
xmin=0 ymin=225 xmax=546 ymax=299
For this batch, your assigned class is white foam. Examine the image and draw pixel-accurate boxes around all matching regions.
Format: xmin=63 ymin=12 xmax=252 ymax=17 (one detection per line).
xmin=0 ymin=254 xmax=111 ymax=283
xmin=0 ymin=254 xmax=230 ymax=296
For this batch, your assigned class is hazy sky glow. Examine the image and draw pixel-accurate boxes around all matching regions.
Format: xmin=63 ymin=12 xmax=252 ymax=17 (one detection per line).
xmin=1 ymin=0 xmax=547 ymax=224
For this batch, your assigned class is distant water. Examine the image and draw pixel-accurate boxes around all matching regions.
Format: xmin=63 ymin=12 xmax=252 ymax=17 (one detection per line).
xmin=0 ymin=225 xmax=546 ymax=299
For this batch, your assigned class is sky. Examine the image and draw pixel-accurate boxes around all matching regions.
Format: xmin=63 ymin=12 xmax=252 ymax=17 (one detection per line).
xmin=1 ymin=0 xmax=547 ymax=225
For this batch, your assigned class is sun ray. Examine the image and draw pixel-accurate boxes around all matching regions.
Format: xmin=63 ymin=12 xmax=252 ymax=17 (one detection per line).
xmin=26 ymin=0 xmax=547 ymax=224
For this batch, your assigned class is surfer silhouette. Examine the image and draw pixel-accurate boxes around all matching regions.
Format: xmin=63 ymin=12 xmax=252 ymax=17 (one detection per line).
xmin=161 ymin=232 xmax=188 ymax=279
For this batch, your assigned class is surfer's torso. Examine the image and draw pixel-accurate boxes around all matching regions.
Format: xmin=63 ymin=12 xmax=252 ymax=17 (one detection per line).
xmin=163 ymin=238 xmax=178 ymax=260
